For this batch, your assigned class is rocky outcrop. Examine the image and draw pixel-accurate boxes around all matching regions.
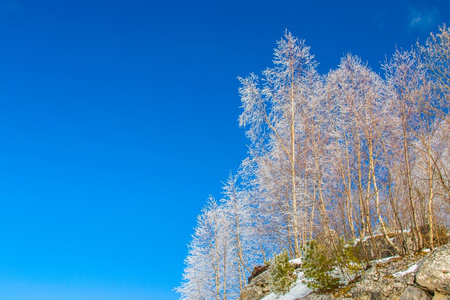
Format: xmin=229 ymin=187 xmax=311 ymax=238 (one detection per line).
xmin=416 ymin=243 xmax=450 ymax=296
xmin=248 ymin=265 xmax=269 ymax=284
xmin=239 ymin=270 xmax=271 ymax=300
xmin=400 ymin=286 xmax=432 ymax=300
xmin=304 ymin=245 xmax=449 ymax=300
xmin=240 ymin=244 xmax=450 ymax=300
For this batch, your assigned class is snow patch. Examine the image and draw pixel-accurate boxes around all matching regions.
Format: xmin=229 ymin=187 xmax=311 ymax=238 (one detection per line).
xmin=261 ymin=271 xmax=312 ymax=300
xmin=289 ymin=258 xmax=302 ymax=264
xmin=393 ymin=263 xmax=419 ymax=277
xmin=372 ymin=255 xmax=400 ymax=264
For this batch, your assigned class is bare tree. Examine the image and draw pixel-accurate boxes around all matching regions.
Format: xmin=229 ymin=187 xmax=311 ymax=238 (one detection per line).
xmin=177 ymin=198 xmax=234 ymax=300
xmin=417 ymin=24 xmax=450 ymax=104
xmin=239 ymin=31 xmax=318 ymax=257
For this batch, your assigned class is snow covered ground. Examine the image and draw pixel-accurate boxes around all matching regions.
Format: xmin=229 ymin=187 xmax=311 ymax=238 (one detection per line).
xmin=261 ymin=271 xmax=312 ymax=300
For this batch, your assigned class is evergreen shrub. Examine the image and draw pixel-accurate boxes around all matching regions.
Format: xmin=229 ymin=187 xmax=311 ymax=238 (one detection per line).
xmin=302 ymin=240 xmax=340 ymax=292
xmin=266 ymin=250 xmax=296 ymax=295
xmin=302 ymin=238 xmax=364 ymax=293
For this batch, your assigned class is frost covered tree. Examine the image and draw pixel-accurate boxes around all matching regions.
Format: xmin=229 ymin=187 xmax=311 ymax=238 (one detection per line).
xmin=415 ymin=24 xmax=450 ymax=248
xmin=417 ymin=24 xmax=450 ymax=103
xmin=177 ymin=198 xmax=234 ymax=300
xmin=383 ymin=49 xmax=428 ymax=250
xmin=239 ymin=31 xmax=319 ymax=257
xmin=220 ymin=173 xmax=263 ymax=293
xmin=325 ymin=55 xmax=398 ymax=254
xmin=238 ymin=156 xmax=286 ymax=261
xmin=177 ymin=247 xmax=215 ymax=300
xmin=179 ymin=25 xmax=450 ymax=300
xmin=221 ymin=174 xmax=250 ymax=292
xmin=385 ymin=44 xmax=450 ymax=250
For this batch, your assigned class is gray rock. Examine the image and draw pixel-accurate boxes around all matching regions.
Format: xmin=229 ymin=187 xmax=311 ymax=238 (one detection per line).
xmin=398 ymin=272 xmax=416 ymax=285
xmin=300 ymin=293 xmax=333 ymax=300
xmin=388 ymin=281 xmax=408 ymax=296
xmin=363 ymin=266 xmax=380 ymax=281
xmin=353 ymin=291 xmax=382 ymax=300
xmin=239 ymin=271 xmax=271 ymax=300
xmin=433 ymin=292 xmax=450 ymax=300
xmin=416 ymin=244 xmax=450 ymax=295
xmin=399 ymin=286 xmax=432 ymax=300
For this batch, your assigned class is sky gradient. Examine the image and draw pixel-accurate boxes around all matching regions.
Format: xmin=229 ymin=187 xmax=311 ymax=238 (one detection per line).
xmin=0 ymin=1 xmax=449 ymax=299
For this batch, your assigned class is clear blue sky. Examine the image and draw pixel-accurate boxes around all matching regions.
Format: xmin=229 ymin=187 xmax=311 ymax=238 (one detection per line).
xmin=0 ymin=1 xmax=448 ymax=299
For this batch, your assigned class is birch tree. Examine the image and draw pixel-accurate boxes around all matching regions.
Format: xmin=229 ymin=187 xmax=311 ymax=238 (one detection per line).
xmin=417 ymin=24 xmax=450 ymax=104
xmin=177 ymin=198 xmax=234 ymax=300
xmin=326 ymin=55 xmax=400 ymax=256
xmin=239 ymin=31 xmax=318 ymax=257
xmin=220 ymin=173 xmax=264 ymax=294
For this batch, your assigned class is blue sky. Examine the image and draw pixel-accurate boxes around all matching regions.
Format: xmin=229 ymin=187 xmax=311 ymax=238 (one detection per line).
xmin=0 ymin=0 xmax=448 ymax=299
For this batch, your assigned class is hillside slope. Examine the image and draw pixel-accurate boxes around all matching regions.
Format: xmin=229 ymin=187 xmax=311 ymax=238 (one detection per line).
xmin=240 ymin=244 xmax=450 ymax=300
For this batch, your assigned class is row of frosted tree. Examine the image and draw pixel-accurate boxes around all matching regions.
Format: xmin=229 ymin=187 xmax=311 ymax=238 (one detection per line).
xmin=177 ymin=25 xmax=450 ymax=300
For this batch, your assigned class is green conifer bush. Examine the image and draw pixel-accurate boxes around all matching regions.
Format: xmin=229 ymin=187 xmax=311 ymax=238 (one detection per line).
xmin=301 ymin=240 xmax=341 ymax=292
xmin=302 ymin=239 xmax=364 ymax=293
xmin=266 ymin=250 xmax=297 ymax=295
